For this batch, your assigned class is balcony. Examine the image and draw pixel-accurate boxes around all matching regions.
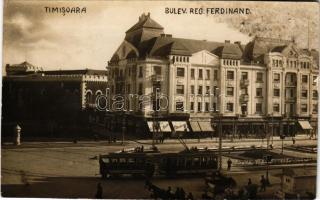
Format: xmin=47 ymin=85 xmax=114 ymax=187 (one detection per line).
xmin=285 ymin=82 xmax=297 ymax=87
xmin=285 ymin=97 xmax=296 ymax=102
xmin=240 ymin=79 xmax=249 ymax=87
xmin=151 ymin=74 xmax=163 ymax=83
xmin=240 ymin=94 xmax=249 ymax=102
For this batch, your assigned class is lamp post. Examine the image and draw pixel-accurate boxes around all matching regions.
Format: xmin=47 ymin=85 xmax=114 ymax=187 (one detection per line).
xmin=214 ymin=87 xmax=222 ymax=171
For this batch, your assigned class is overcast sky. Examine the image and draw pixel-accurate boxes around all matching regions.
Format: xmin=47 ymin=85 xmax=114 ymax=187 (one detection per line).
xmin=3 ymin=1 xmax=318 ymax=71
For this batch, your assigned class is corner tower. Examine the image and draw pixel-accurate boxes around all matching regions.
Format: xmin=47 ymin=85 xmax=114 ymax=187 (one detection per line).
xmin=125 ymin=13 xmax=164 ymax=47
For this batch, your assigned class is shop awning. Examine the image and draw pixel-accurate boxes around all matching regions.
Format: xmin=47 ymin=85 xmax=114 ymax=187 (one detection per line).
xmin=190 ymin=121 xmax=201 ymax=132
xmin=298 ymin=121 xmax=313 ymax=130
xmin=198 ymin=121 xmax=214 ymax=132
xmin=159 ymin=121 xmax=171 ymax=132
xmin=172 ymin=121 xmax=189 ymax=132
xmin=147 ymin=121 xmax=172 ymax=132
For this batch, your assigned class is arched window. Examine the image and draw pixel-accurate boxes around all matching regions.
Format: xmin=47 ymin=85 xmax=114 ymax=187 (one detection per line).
xmin=86 ymin=91 xmax=93 ymax=104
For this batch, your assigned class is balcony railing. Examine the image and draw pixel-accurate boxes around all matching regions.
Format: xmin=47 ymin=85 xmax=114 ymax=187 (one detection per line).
xmin=285 ymin=97 xmax=297 ymax=102
xmin=240 ymin=94 xmax=249 ymax=102
xmin=240 ymin=79 xmax=249 ymax=87
xmin=285 ymin=82 xmax=297 ymax=87
xmin=151 ymin=74 xmax=163 ymax=82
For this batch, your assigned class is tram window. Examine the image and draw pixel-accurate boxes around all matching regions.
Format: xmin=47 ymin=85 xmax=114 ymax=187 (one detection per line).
xmin=119 ymin=158 xmax=126 ymax=163
xmin=178 ymin=158 xmax=185 ymax=167
xmin=102 ymin=158 xmax=110 ymax=163
xmin=111 ymin=158 xmax=118 ymax=163
xmin=186 ymin=158 xmax=192 ymax=167
xmin=193 ymin=157 xmax=200 ymax=166
xmin=128 ymin=158 xmax=135 ymax=163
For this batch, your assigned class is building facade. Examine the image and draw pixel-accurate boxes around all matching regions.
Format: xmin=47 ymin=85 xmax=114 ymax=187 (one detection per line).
xmin=107 ymin=13 xmax=318 ymax=138
xmin=2 ymin=61 xmax=108 ymax=138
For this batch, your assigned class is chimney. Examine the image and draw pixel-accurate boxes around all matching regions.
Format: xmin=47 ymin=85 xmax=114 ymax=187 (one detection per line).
xmin=225 ymin=40 xmax=230 ymax=43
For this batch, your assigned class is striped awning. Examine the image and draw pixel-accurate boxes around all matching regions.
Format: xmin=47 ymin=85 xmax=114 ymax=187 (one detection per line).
xmin=198 ymin=121 xmax=214 ymax=132
xmin=147 ymin=121 xmax=172 ymax=132
xmin=159 ymin=121 xmax=171 ymax=132
xmin=190 ymin=121 xmax=201 ymax=132
xmin=298 ymin=121 xmax=313 ymax=130
xmin=172 ymin=121 xmax=189 ymax=132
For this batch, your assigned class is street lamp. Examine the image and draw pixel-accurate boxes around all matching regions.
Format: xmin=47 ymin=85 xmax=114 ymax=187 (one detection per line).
xmin=214 ymin=87 xmax=222 ymax=171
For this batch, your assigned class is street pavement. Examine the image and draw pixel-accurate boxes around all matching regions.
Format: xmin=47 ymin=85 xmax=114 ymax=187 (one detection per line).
xmin=1 ymin=136 xmax=317 ymax=198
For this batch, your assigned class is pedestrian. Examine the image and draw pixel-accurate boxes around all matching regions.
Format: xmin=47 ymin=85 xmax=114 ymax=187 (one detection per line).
xmin=292 ymin=137 xmax=296 ymax=144
xmin=260 ymin=175 xmax=266 ymax=192
xmin=248 ymin=178 xmax=252 ymax=185
xmin=186 ymin=192 xmax=194 ymax=200
xmin=227 ymin=158 xmax=232 ymax=171
xmin=166 ymin=186 xmax=172 ymax=198
xmin=180 ymin=187 xmax=186 ymax=199
xmin=141 ymin=145 xmax=144 ymax=152
xmin=95 ymin=182 xmax=103 ymax=199
xmin=174 ymin=187 xmax=180 ymax=199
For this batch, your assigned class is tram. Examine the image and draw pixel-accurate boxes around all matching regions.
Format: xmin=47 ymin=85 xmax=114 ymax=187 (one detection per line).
xmin=98 ymin=146 xmax=218 ymax=179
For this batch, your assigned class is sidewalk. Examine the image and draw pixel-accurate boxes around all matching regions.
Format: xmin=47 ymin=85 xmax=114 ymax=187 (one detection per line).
xmin=1 ymin=134 xmax=315 ymax=149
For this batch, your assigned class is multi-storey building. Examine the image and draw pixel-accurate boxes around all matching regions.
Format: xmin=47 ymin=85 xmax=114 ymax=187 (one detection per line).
xmin=107 ymin=13 xmax=318 ymax=138
xmin=2 ymin=61 xmax=108 ymax=137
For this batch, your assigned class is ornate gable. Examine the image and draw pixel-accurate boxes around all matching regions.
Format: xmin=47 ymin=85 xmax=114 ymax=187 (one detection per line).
xmin=190 ymin=50 xmax=219 ymax=65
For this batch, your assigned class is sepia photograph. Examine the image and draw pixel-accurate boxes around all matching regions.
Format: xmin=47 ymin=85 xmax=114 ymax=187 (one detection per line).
xmin=1 ymin=0 xmax=319 ymax=199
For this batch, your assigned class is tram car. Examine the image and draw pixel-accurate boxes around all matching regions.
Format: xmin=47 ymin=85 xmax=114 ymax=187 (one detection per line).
xmin=99 ymin=146 xmax=159 ymax=178
xmin=99 ymin=146 xmax=218 ymax=178
xmin=158 ymin=148 xmax=218 ymax=177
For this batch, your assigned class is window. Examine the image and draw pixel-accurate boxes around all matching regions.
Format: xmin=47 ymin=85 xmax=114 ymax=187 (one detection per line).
xmin=313 ymin=90 xmax=318 ymax=99
xmin=214 ymin=70 xmax=218 ymax=80
xmin=273 ymin=89 xmax=280 ymax=97
xmin=301 ymin=90 xmax=308 ymax=98
xmin=206 ymin=86 xmax=210 ymax=95
xmin=213 ymin=102 xmax=217 ymax=112
xmin=241 ymin=72 xmax=248 ymax=80
xmin=227 ymin=87 xmax=234 ymax=96
xmin=213 ymin=86 xmax=218 ymax=96
xmin=190 ymin=85 xmax=195 ymax=95
xmin=226 ymin=103 xmax=234 ymax=112
xmin=176 ymin=85 xmax=184 ymax=94
xmin=138 ymin=66 xmax=143 ymax=78
xmin=198 ymin=102 xmax=202 ymax=112
xmin=273 ymin=103 xmax=280 ymax=112
xmin=138 ymin=83 xmax=143 ymax=95
xmin=256 ymin=88 xmax=263 ymax=97
xmin=177 ymin=68 xmax=185 ymax=77
xmin=190 ymin=102 xmax=194 ymax=111
xmin=198 ymin=69 xmax=203 ymax=79
xmin=206 ymin=70 xmax=210 ymax=80
xmin=176 ymin=102 xmax=184 ymax=111
xmin=313 ymin=76 xmax=317 ymax=85
xmin=256 ymin=72 xmax=263 ymax=82
xmin=256 ymin=103 xmax=262 ymax=113
xmin=301 ymin=104 xmax=308 ymax=113
xmin=154 ymin=66 xmax=161 ymax=75
xmin=313 ymin=104 xmax=318 ymax=113
xmin=302 ymin=75 xmax=308 ymax=83
xmin=191 ymin=69 xmax=195 ymax=79
xmin=205 ymin=102 xmax=209 ymax=112
xmin=127 ymin=84 xmax=131 ymax=93
xmin=198 ymin=86 xmax=203 ymax=95
xmin=227 ymin=71 xmax=234 ymax=80
xmin=274 ymin=73 xmax=280 ymax=82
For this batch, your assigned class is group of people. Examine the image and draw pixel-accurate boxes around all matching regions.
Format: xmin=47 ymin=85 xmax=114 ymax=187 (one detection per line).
xmin=145 ymin=179 xmax=194 ymax=200
xmin=166 ymin=186 xmax=194 ymax=200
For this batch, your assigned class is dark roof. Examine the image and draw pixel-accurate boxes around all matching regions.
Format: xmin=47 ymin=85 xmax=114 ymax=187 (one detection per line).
xmin=271 ymin=45 xmax=287 ymax=53
xmin=126 ymin=13 xmax=163 ymax=33
xmin=243 ymin=37 xmax=293 ymax=63
xmin=42 ymin=69 xmax=108 ymax=76
xmin=11 ymin=61 xmax=36 ymax=68
xmin=138 ymin=36 xmax=242 ymax=58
